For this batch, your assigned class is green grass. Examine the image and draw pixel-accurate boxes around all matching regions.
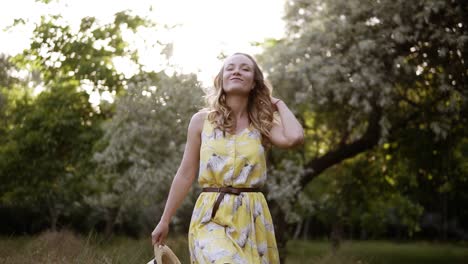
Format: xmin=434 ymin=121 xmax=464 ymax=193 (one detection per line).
xmin=0 ymin=230 xmax=153 ymax=264
xmin=0 ymin=230 xmax=467 ymax=264
xmin=287 ymin=240 xmax=468 ymax=264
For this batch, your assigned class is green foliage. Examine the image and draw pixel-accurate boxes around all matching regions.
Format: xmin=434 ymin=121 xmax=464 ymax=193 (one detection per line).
xmin=1 ymin=0 xmax=466 ymax=246
xmin=0 ymin=54 xmax=20 ymax=143
xmin=303 ymin=152 xmax=423 ymax=238
xmin=382 ymin=124 xmax=468 ymax=237
xmin=260 ymin=0 xmax=466 ymax=149
xmin=267 ymin=158 xmax=306 ymax=223
xmin=86 ymin=71 xmax=204 ymax=233
xmin=12 ymin=10 xmax=155 ymax=95
xmin=259 ymin=0 xmax=467 ymax=243
xmin=0 ymin=82 xmax=102 ymax=228
xmin=0 ymin=8 xmax=170 ymax=230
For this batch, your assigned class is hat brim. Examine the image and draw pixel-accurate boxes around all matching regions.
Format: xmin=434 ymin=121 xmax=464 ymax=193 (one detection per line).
xmin=152 ymin=244 xmax=181 ymax=264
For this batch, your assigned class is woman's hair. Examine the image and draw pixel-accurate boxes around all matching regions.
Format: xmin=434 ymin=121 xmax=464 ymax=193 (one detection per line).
xmin=203 ymin=52 xmax=275 ymax=148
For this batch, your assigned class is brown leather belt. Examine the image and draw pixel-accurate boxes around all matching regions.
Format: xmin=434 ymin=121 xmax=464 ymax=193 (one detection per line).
xmin=202 ymin=186 xmax=261 ymax=220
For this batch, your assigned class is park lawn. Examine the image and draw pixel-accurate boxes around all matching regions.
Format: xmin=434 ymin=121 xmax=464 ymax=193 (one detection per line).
xmin=0 ymin=231 xmax=467 ymax=264
xmin=287 ymin=240 xmax=468 ymax=264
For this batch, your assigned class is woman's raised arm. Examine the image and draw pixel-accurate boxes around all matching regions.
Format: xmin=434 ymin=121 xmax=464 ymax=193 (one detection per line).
xmin=268 ymin=97 xmax=304 ymax=149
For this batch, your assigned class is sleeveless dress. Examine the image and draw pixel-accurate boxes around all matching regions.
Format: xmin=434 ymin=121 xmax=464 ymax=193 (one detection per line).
xmin=188 ymin=115 xmax=280 ymax=264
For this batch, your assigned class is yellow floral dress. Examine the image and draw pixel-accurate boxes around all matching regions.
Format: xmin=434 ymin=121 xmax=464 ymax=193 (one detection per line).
xmin=188 ymin=115 xmax=280 ymax=264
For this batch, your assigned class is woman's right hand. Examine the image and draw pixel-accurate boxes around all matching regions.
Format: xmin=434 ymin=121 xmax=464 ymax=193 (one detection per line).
xmin=151 ymin=220 xmax=169 ymax=246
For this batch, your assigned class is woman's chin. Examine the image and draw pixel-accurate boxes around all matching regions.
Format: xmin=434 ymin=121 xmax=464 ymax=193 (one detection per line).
xmin=224 ymin=86 xmax=250 ymax=96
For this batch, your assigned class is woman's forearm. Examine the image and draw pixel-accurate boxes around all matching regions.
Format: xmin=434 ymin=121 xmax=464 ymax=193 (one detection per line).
xmin=159 ymin=171 xmax=195 ymax=224
xmin=276 ymin=100 xmax=304 ymax=144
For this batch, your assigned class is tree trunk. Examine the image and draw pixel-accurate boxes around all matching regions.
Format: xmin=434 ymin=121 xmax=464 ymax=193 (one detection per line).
xmin=46 ymin=197 xmax=58 ymax=232
xmin=330 ymin=220 xmax=343 ymax=254
xmin=104 ymin=217 xmax=114 ymax=237
xmin=299 ymin=105 xmax=382 ymax=188
xmin=269 ymin=200 xmax=294 ymax=263
xmin=303 ymin=216 xmax=311 ymax=240
xmin=442 ymin=192 xmax=448 ymax=240
xmin=293 ymin=220 xmax=303 ymax=240
xmin=49 ymin=207 xmax=58 ymax=232
xmin=104 ymin=208 xmax=118 ymax=238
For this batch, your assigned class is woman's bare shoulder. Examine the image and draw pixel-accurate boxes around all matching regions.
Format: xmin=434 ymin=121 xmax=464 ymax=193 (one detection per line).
xmin=189 ymin=110 xmax=209 ymax=134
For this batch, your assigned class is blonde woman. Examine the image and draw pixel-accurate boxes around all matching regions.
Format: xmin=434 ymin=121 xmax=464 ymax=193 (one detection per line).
xmin=151 ymin=53 xmax=304 ymax=263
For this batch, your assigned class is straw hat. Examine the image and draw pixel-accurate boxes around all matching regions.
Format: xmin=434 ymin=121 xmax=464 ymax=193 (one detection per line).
xmin=147 ymin=244 xmax=181 ymax=264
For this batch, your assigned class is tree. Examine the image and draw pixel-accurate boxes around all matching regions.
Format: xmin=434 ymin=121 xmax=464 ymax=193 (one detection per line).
xmin=303 ymin=151 xmax=423 ymax=245
xmin=258 ymin=0 xmax=467 ymax=258
xmin=9 ymin=9 xmax=164 ymax=128
xmin=0 ymin=84 xmax=101 ymax=231
xmin=0 ymin=9 xmax=163 ymax=231
xmin=0 ymin=54 xmax=20 ymax=141
xmin=88 ymin=71 xmax=204 ymax=236
xmin=383 ymin=122 xmax=468 ymax=240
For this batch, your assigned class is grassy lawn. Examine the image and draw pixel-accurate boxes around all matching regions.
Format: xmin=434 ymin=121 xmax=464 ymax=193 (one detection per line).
xmin=0 ymin=230 xmax=467 ymax=264
xmin=287 ymin=240 xmax=468 ymax=264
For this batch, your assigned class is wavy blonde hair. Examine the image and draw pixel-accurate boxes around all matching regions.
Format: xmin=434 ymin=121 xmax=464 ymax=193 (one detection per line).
xmin=203 ymin=53 xmax=275 ymax=148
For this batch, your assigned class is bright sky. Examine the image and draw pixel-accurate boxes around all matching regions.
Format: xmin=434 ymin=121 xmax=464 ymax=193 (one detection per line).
xmin=0 ymin=0 xmax=286 ymax=87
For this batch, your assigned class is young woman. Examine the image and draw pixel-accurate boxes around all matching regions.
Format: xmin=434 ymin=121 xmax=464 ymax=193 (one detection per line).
xmin=151 ymin=53 xmax=304 ymax=263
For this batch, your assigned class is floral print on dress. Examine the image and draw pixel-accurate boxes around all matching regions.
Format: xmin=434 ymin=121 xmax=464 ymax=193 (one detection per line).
xmin=189 ymin=114 xmax=279 ymax=263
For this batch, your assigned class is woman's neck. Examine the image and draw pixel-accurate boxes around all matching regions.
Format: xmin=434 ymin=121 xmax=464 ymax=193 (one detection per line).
xmin=226 ymin=94 xmax=249 ymax=121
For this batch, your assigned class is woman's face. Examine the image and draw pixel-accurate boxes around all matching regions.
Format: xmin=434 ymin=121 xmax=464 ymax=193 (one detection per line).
xmin=222 ymin=54 xmax=255 ymax=95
